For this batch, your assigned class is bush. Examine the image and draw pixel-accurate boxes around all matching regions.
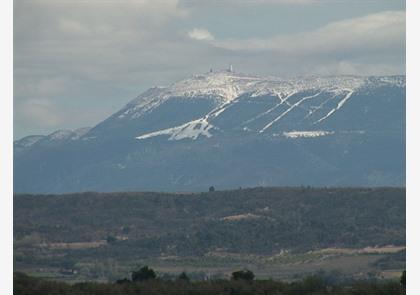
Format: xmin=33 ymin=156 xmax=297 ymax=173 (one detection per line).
xmin=14 ymin=272 xmax=406 ymax=295
xmin=231 ymin=270 xmax=255 ymax=281
xmin=131 ymin=266 xmax=156 ymax=282
xmin=177 ymin=272 xmax=190 ymax=282
xmin=401 ymin=270 xmax=406 ymax=287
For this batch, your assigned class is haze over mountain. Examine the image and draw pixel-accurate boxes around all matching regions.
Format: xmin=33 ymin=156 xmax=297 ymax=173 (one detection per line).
xmin=14 ymin=70 xmax=405 ymax=193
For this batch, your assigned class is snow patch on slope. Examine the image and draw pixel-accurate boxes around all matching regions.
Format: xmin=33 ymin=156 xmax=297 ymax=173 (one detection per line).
xmin=128 ymin=72 xmax=405 ymax=141
xmin=243 ymin=91 xmax=297 ymax=125
xmin=122 ymin=72 xmax=404 ymax=121
xmin=48 ymin=130 xmax=75 ymax=140
xmin=220 ymin=213 xmax=261 ymax=221
xmin=259 ymin=92 xmax=322 ymax=133
xmin=314 ymin=90 xmax=354 ymax=124
xmin=137 ymin=118 xmax=215 ymax=141
xmin=120 ymin=71 xmax=262 ymax=120
xmin=47 ymin=127 xmax=91 ymax=141
xmin=14 ymin=135 xmax=45 ymax=147
xmin=282 ymin=130 xmax=335 ymax=138
xmin=72 ymin=127 xmax=91 ymax=139
xmin=136 ymin=93 xmax=242 ymax=141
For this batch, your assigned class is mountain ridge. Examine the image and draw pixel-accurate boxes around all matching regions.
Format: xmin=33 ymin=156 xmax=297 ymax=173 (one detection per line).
xmin=14 ymin=71 xmax=405 ymax=193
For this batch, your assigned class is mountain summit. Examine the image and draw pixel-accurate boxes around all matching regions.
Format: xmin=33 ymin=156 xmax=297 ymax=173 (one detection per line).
xmin=14 ymin=71 xmax=405 ymax=193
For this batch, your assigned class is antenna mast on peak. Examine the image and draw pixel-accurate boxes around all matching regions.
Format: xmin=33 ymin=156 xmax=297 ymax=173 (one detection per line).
xmin=229 ymin=64 xmax=234 ymax=73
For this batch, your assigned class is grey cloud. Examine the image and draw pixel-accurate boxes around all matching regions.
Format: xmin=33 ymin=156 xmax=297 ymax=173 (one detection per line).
xmin=14 ymin=1 xmax=405 ymax=139
xmin=210 ymin=11 xmax=405 ymax=57
xmin=188 ymin=28 xmax=215 ymax=41
xmin=15 ymin=98 xmax=63 ymax=128
xmin=188 ymin=10 xmax=405 ymax=76
xmin=14 ymin=0 xmax=194 ymax=138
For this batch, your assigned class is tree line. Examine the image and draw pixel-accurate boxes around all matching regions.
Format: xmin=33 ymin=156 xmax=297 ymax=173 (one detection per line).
xmin=14 ymin=267 xmax=406 ymax=295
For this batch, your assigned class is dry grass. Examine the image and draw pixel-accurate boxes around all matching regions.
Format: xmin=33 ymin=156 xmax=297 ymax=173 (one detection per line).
xmin=40 ymin=240 xmax=107 ymax=250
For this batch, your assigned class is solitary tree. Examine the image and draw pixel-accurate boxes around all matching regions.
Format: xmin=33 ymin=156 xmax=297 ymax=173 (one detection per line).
xmin=178 ymin=272 xmax=190 ymax=282
xmin=131 ymin=266 xmax=157 ymax=282
xmin=231 ymin=270 xmax=255 ymax=281
xmin=106 ymin=235 xmax=117 ymax=244
xmin=209 ymin=186 xmax=215 ymax=192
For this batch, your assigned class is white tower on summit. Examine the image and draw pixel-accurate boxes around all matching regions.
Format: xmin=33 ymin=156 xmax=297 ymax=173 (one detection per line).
xmin=229 ymin=64 xmax=234 ymax=72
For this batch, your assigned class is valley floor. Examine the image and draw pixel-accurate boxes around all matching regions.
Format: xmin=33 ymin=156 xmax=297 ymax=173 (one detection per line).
xmin=14 ymin=246 xmax=405 ymax=283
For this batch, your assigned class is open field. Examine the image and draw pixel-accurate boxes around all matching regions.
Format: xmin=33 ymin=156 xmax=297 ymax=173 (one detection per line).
xmin=15 ymin=248 xmax=405 ymax=283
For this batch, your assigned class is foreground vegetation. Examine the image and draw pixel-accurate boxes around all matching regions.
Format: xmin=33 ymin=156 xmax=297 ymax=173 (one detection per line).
xmin=14 ymin=270 xmax=405 ymax=295
xmin=14 ymin=187 xmax=405 ymax=281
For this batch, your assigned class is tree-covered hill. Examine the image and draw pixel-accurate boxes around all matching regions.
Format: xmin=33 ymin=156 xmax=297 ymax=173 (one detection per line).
xmin=14 ymin=187 xmax=405 ymax=256
xmin=14 ymin=187 xmax=405 ymax=281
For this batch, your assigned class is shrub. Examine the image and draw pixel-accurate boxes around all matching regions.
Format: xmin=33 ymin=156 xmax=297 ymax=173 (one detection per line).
xmin=131 ymin=266 xmax=156 ymax=282
xmin=231 ymin=270 xmax=255 ymax=281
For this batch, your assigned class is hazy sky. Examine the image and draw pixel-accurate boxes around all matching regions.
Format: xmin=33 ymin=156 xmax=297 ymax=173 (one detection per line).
xmin=14 ymin=0 xmax=405 ymax=139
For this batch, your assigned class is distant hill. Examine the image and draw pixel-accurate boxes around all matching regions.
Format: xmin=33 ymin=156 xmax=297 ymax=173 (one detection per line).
xmin=14 ymin=187 xmax=405 ymax=255
xmin=14 ymin=72 xmax=405 ymax=193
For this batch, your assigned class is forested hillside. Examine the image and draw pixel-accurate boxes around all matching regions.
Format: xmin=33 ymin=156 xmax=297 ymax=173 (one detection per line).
xmin=14 ymin=187 xmax=405 ymax=281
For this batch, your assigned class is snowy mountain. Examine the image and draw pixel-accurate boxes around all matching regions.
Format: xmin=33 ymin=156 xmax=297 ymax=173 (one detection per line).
xmin=14 ymin=70 xmax=405 ymax=193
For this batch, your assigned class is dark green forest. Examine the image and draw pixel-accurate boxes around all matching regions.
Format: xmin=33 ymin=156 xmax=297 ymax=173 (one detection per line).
xmin=14 ymin=187 xmax=405 ymax=253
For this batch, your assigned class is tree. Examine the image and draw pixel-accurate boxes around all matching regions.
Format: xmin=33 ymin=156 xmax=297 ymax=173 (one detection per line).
xmin=209 ymin=186 xmax=215 ymax=192
xmin=400 ymin=270 xmax=406 ymax=287
xmin=106 ymin=235 xmax=117 ymax=244
xmin=231 ymin=270 xmax=255 ymax=281
xmin=131 ymin=266 xmax=156 ymax=282
xmin=177 ymin=272 xmax=190 ymax=282
xmin=115 ymin=278 xmax=131 ymax=284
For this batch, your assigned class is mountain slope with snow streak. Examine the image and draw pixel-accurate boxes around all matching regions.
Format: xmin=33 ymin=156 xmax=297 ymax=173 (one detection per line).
xmin=14 ymin=71 xmax=405 ymax=193
xmin=127 ymin=71 xmax=403 ymax=141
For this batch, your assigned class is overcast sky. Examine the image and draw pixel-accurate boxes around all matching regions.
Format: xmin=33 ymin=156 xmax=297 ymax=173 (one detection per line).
xmin=14 ymin=0 xmax=405 ymax=139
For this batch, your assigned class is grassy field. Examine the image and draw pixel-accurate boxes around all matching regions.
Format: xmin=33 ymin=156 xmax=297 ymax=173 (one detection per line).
xmin=15 ymin=246 xmax=405 ymax=283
